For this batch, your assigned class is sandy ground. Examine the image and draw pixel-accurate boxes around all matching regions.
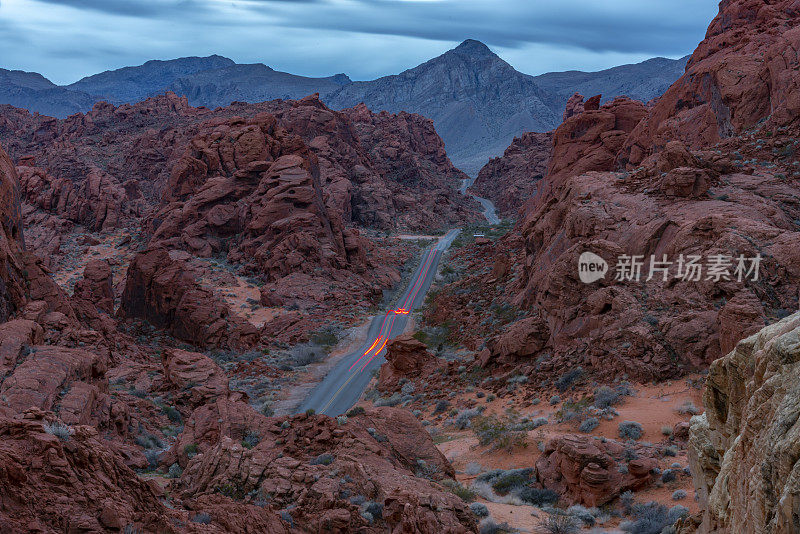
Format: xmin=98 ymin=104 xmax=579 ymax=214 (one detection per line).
xmin=425 ymin=377 xmax=704 ymax=532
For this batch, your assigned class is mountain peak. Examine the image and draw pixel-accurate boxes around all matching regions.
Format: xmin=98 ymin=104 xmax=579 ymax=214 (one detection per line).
xmin=453 ymin=39 xmax=494 ymax=56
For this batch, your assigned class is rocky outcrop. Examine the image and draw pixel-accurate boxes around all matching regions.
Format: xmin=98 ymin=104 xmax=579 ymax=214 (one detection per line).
xmin=377 ymin=333 xmax=441 ymax=392
xmin=0 ymin=143 xmax=25 ymax=322
xmin=536 ymin=434 xmax=658 ymax=507
xmin=0 ymin=411 xmax=174 ymax=532
xmin=174 ymin=407 xmax=474 ymax=533
xmin=17 ymin=164 xmax=132 ymax=231
xmin=344 ymin=103 xmax=478 ymax=230
xmin=621 ymin=0 xmax=800 ymax=166
xmin=161 ymin=348 xmax=230 ymax=409
xmin=120 ymin=248 xmax=259 ymax=349
xmin=688 ymin=311 xmax=800 ymax=534
xmin=470 ymin=131 xmax=552 ymax=217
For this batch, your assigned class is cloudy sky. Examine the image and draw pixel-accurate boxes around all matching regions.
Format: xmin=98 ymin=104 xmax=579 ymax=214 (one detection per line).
xmin=1 ymin=0 xmax=719 ymax=85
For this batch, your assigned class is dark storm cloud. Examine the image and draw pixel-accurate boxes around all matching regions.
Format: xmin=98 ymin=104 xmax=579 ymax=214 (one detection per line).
xmin=33 ymin=0 xmax=211 ymax=17
xmin=248 ymin=0 xmax=711 ymax=56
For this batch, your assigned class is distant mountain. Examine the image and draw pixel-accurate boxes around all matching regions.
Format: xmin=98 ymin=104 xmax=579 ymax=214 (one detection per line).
xmin=324 ymin=40 xmax=560 ymax=176
xmin=66 ymin=55 xmax=236 ymax=103
xmin=0 ymin=68 xmax=98 ymax=118
xmin=531 ymin=55 xmax=690 ymax=107
xmin=0 ymin=44 xmax=688 ymax=173
xmin=164 ymin=64 xmax=351 ymax=109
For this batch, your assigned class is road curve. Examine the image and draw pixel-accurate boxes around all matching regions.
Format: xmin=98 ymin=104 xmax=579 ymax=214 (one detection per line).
xmin=297 ymin=229 xmax=461 ymax=416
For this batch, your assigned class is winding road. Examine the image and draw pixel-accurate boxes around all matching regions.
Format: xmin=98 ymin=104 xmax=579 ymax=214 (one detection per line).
xmin=297 ymin=229 xmax=461 ymax=416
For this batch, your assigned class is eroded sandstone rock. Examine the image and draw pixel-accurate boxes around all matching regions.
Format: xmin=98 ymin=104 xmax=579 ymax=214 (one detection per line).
xmin=688 ymin=311 xmax=800 ymax=533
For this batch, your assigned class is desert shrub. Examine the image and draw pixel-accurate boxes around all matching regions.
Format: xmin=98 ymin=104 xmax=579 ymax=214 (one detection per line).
xmin=362 ymin=501 xmax=383 ymax=519
xmin=663 ymin=445 xmax=677 ymax=457
xmin=661 ymin=469 xmax=676 ymax=483
xmin=241 ymin=429 xmax=260 ymax=449
xmin=260 ymin=402 xmax=275 ymax=417
xmin=550 ymin=395 xmax=561 ymax=405
xmin=469 ymin=502 xmax=489 ymax=517
xmin=465 ymin=462 xmax=482 ymax=475
xmin=668 ymin=505 xmax=689 ymax=523
xmin=346 ymin=406 xmax=365 ymax=417
xmin=433 ymin=400 xmax=450 ymax=414
xmin=592 ymin=386 xmax=621 ymax=408
xmin=661 ymin=425 xmax=673 ymax=436
xmin=537 ymin=510 xmax=580 ymax=534
xmin=619 ymin=421 xmax=644 ymax=440
xmin=672 ymin=489 xmax=687 ymax=501
xmin=374 ymin=394 xmax=402 ymax=407
xmin=401 ymin=381 xmax=416 ymax=395
xmin=567 ymin=505 xmax=596 ymax=526
xmin=454 ymin=408 xmax=482 ymax=429
xmin=531 ymin=397 xmax=540 ymax=405
xmin=135 ymin=431 xmax=163 ymax=449
xmin=143 ymin=449 xmax=161 ymax=468
xmin=168 ymin=463 xmax=183 ymax=479
xmin=336 ymin=415 xmax=348 ymax=425
xmin=472 ymin=415 xmax=527 ymax=451
xmin=479 ymin=517 xmax=514 ymax=534
xmin=310 ymin=453 xmax=334 ymax=466
xmin=491 ymin=468 xmax=534 ymax=495
xmin=579 ymin=417 xmax=600 ymax=433
xmin=675 ymin=401 xmax=701 ymax=415
xmin=305 ymin=408 xmax=316 ymax=416
xmin=619 ymin=490 xmax=635 ymax=514
xmin=162 ymin=405 xmax=182 ymax=424
xmin=620 ymin=501 xmax=669 ymax=534
xmin=519 ymin=487 xmax=559 ymax=506
xmin=442 ymin=479 xmax=476 ymax=502
xmin=555 ymin=367 xmax=583 ymax=392
xmin=192 ymin=512 xmax=211 ymax=524
xmin=43 ymin=421 xmax=72 ymax=441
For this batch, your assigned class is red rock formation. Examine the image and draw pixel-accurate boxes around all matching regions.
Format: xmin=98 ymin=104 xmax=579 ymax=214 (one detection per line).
xmin=71 ymin=259 xmax=115 ymax=332
xmin=0 ymin=411 xmax=175 ymax=532
xmin=470 ymin=131 xmax=553 ymax=217
xmin=621 ymin=0 xmax=800 ymax=166
xmin=120 ymin=248 xmax=259 ymax=349
xmin=174 ymin=408 xmax=474 ymax=533
xmin=535 ymin=434 xmax=658 ymax=507
xmin=377 ymin=333 xmax=441 ymax=392
xmin=161 ymin=348 xmax=231 ymax=409
xmin=562 ymin=92 xmax=585 ymax=121
xmin=0 ymin=143 xmax=25 ymax=322
xmin=344 ymin=103 xmax=478 ymax=230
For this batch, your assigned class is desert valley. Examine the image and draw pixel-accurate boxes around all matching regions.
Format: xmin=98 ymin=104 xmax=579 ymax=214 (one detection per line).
xmin=0 ymin=0 xmax=799 ymax=532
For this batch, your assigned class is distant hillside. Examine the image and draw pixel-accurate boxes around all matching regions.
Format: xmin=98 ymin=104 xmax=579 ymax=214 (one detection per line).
xmin=65 ymin=55 xmax=236 ymax=103
xmin=0 ymin=68 xmax=98 ymax=118
xmin=531 ymin=55 xmax=690 ymax=106
xmin=0 ymin=46 xmax=688 ymax=173
xmin=164 ymin=64 xmax=351 ymax=109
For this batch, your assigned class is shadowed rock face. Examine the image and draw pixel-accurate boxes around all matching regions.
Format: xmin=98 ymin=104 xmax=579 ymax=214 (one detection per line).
xmin=470 ymin=130 xmax=553 ymax=217
xmin=0 ymin=143 xmax=25 ymax=322
xmin=688 ymin=311 xmax=800 ymax=534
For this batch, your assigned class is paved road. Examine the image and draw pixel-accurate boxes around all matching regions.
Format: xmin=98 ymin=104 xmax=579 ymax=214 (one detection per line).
xmin=297 ymin=229 xmax=461 ymax=416
xmin=460 ymin=177 xmax=500 ymax=224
